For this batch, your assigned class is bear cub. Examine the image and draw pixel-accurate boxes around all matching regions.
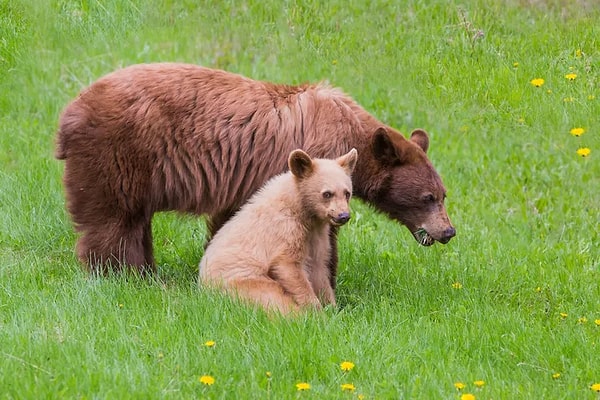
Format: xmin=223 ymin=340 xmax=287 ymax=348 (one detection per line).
xmin=199 ymin=148 xmax=357 ymax=314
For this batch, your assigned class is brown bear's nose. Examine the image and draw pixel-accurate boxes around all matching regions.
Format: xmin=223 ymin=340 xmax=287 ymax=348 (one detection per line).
xmin=333 ymin=212 xmax=351 ymax=225
xmin=439 ymin=226 xmax=456 ymax=244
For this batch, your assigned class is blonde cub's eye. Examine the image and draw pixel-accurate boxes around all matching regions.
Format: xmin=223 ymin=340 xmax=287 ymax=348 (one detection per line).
xmin=322 ymin=191 xmax=333 ymax=199
xmin=345 ymin=191 xmax=351 ymax=200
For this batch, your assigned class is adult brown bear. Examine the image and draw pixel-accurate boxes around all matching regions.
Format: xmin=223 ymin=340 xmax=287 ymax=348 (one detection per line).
xmin=55 ymin=63 xmax=455 ymax=276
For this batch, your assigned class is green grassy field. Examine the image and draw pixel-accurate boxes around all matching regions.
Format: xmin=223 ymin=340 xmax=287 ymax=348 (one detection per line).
xmin=1 ymin=0 xmax=599 ymax=398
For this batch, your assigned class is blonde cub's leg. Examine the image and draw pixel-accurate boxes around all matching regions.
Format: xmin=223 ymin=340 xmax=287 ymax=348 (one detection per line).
xmin=308 ymin=232 xmax=336 ymax=306
xmin=310 ymin=264 xmax=336 ymax=306
xmin=228 ymin=277 xmax=299 ymax=315
xmin=270 ymin=263 xmax=321 ymax=309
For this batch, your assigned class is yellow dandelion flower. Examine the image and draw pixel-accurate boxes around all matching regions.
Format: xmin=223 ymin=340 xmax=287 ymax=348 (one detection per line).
xmin=296 ymin=382 xmax=311 ymax=391
xmin=577 ymin=147 xmax=591 ymax=157
xmin=578 ymin=316 xmax=588 ymax=324
xmin=530 ymin=78 xmax=545 ymax=87
xmin=266 ymin=371 xmax=272 ymax=378
xmin=118 ymin=303 xmax=124 ymax=308
xmin=452 ymin=282 xmax=463 ymax=289
xmin=534 ymin=286 xmax=542 ymax=292
xmin=204 ymin=340 xmax=216 ymax=347
xmin=358 ymin=395 xmax=365 ymax=400
xmin=340 ymin=361 xmax=355 ymax=372
xmin=591 ymin=383 xmax=600 ymax=392
xmin=565 ymin=73 xmax=577 ymax=81
xmin=341 ymin=383 xmax=356 ymax=392
xmin=199 ymin=375 xmax=215 ymax=385
xmin=461 ymin=394 xmax=476 ymax=400
xmin=595 ymin=319 xmax=600 ymax=326
xmin=588 ymin=94 xmax=596 ymax=100
xmin=576 ymin=49 xmax=582 ymax=57
xmin=547 ymin=89 xmax=553 ymax=94
xmin=513 ymin=62 xmax=519 ymax=68
xmin=563 ymin=97 xmax=574 ymax=102
xmin=570 ymin=127 xmax=585 ymax=137
xmin=560 ymin=312 xmax=568 ymax=318
xmin=552 ymin=373 xmax=561 ymax=379
xmin=332 ymin=59 xmax=338 ymax=65
xmin=474 ymin=380 xmax=485 ymax=388
xmin=454 ymin=382 xmax=466 ymax=390
xmin=517 ymin=117 xmax=525 ymax=124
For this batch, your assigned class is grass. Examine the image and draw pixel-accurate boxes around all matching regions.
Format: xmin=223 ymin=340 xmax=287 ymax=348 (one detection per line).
xmin=1 ymin=0 xmax=599 ymax=398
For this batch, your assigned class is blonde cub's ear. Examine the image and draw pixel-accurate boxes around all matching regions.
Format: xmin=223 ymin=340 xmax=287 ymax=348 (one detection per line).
xmin=337 ymin=148 xmax=358 ymax=174
xmin=289 ymin=149 xmax=314 ymax=179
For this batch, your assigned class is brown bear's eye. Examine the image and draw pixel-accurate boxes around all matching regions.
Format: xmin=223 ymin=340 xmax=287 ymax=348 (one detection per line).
xmin=323 ymin=191 xmax=333 ymax=199
xmin=345 ymin=191 xmax=351 ymax=200
xmin=423 ymin=194 xmax=435 ymax=203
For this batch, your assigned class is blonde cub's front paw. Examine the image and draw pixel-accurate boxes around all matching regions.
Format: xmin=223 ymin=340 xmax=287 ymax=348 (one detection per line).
xmin=318 ymin=286 xmax=336 ymax=307
xmin=296 ymin=295 xmax=322 ymax=311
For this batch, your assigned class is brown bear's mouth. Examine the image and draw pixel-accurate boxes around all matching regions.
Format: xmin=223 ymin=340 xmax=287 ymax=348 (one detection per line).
xmin=413 ymin=228 xmax=435 ymax=246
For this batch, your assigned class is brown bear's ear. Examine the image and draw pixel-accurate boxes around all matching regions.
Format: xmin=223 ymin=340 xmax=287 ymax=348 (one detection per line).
xmin=410 ymin=129 xmax=429 ymax=153
xmin=289 ymin=149 xmax=314 ymax=179
xmin=372 ymin=127 xmax=400 ymax=165
xmin=337 ymin=148 xmax=358 ymax=174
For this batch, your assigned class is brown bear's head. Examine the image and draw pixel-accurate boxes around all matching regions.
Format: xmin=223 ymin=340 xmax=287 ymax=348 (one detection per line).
xmin=289 ymin=148 xmax=358 ymax=227
xmin=356 ymin=127 xmax=455 ymax=246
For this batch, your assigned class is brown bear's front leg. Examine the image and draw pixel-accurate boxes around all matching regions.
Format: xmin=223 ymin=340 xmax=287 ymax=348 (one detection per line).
xmin=327 ymin=226 xmax=339 ymax=290
xmin=206 ymin=207 xmax=237 ymax=245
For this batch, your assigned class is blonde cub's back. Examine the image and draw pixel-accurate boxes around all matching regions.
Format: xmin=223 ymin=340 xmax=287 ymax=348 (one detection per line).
xmin=199 ymin=172 xmax=301 ymax=283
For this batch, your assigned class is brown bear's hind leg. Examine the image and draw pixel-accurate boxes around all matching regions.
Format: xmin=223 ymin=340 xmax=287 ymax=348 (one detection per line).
xmin=76 ymin=217 xmax=155 ymax=276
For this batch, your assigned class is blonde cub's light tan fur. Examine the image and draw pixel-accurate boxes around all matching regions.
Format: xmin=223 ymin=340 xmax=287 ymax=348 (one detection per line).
xmin=199 ymin=149 xmax=357 ymax=314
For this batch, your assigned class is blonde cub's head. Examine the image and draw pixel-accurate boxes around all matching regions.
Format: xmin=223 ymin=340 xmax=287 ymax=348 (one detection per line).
xmin=288 ymin=148 xmax=358 ymax=226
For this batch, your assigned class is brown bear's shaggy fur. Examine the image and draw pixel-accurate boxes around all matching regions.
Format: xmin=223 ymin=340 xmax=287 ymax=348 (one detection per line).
xmin=56 ymin=63 xmax=455 ymax=275
xmin=199 ymin=149 xmax=357 ymax=314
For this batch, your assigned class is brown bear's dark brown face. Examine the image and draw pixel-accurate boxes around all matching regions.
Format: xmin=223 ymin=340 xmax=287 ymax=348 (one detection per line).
xmin=382 ymin=162 xmax=455 ymax=246
xmin=357 ymin=128 xmax=455 ymax=246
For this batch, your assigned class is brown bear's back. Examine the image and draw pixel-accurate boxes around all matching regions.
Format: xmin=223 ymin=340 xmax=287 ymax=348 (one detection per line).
xmin=56 ymin=63 xmax=364 ymax=219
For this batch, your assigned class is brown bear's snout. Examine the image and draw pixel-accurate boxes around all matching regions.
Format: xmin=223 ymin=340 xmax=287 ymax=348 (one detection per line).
xmin=438 ymin=226 xmax=456 ymax=244
xmin=332 ymin=211 xmax=351 ymax=226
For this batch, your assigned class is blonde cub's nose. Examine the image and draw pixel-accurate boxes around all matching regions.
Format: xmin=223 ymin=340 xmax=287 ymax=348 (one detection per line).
xmin=333 ymin=211 xmax=350 ymax=225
